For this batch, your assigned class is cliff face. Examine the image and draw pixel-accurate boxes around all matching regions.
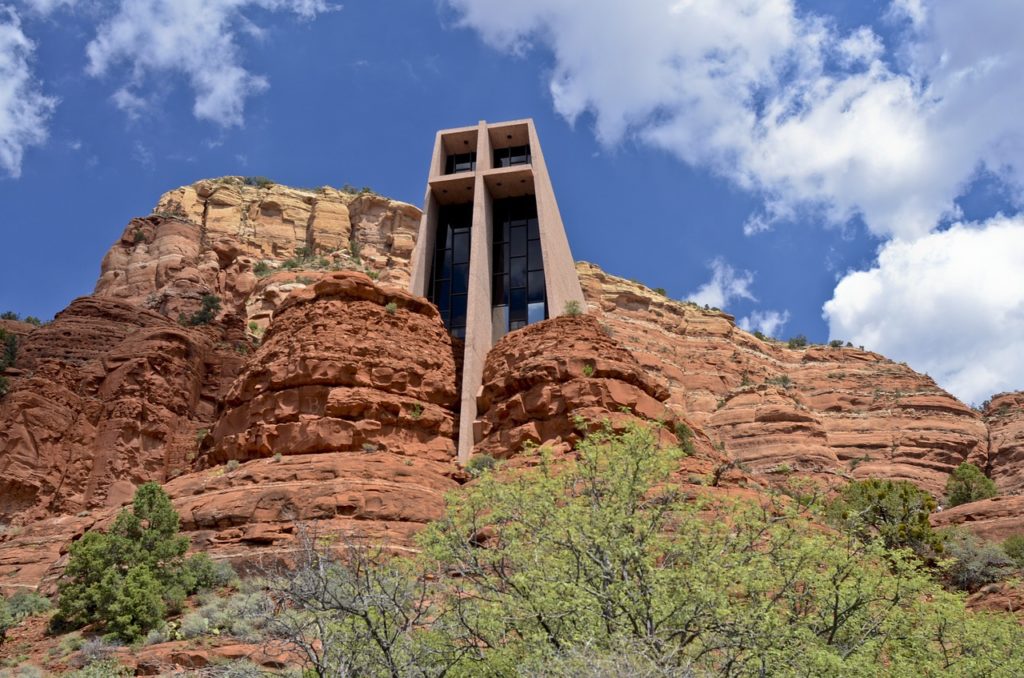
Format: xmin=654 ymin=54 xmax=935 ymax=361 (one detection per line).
xmin=0 ymin=179 xmax=1021 ymax=597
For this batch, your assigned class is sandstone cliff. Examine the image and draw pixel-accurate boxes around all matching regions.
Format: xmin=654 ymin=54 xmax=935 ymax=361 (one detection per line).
xmin=1 ymin=179 xmax=1022 ymax=601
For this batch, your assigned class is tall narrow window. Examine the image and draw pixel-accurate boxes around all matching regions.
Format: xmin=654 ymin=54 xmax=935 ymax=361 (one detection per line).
xmin=493 ymin=144 xmax=531 ymax=168
xmin=429 ymin=204 xmax=473 ymax=338
xmin=492 ymin=196 xmax=545 ymax=333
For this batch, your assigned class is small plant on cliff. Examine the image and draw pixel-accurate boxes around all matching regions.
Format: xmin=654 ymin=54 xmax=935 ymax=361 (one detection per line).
xmin=464 ymin=453 xmax=497 ymax=477
xmin=766 ymin=374 xmax=792 ymax=388
xmin=180 ymin=294 xmax=222 ymax=326
xmin=563 ymin=299 xmax=582 ymax=316
xmin=942 ymin=528 xmax=1014 ymax=591
xmin=253 ymin=260 xmax=272 ymax=277
xmin=581 ymin=363 xmax=595 ymax=378
xmin=0 ymin=311 xmax=18 ymax=320
xmin=945 ymin=462 xmax=998 ymax=507
xmin=132 ymin=229 xmax=146 ymax=244
xmin=1002 ymin=534 xmax=1024 ymax=568
xmin=226 ymin=459 xmax=240 ymax=472
xmin=54 ymin=483 xmax=219 ymax=642
xmin=787 ymin=334 xmax=808 ymax=349
xmin=673 ymin=421 xmax=696 ymax=456
xmin=243 ymin=176 xmax=273 ymax=188
xmin=829 ymin=339 xmax=844 ymax=348
xmin=0 ymin=376 xmax=9 ymax=398
xmin=0 ymin=328 xmax=17 ymax=371
xmin=408 ymin=402 xmax=423 ymax=420
xmin=23 ymin=316 xmax=41 ymax=326
xmin=349 ymin=240 xmax=362 ymax=263
xmin=384 ymin=301 xmax=398 ymax=315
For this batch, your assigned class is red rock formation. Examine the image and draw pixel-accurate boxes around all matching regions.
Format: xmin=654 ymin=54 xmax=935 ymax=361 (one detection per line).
xmin=984 ymin=392 xmax=1024 ymax=494
xmin=577 ymin=262 xmax=988 ymax=496
xmin=0 ymin=297 xmax=239 ymax=522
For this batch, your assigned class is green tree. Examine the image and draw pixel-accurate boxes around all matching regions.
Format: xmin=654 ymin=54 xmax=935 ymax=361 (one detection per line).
xmin=56 ymin=483 xmax=221 ymax=641
xmin=828 ymin=477 xmax=943 ymax=558
xmin=420 ymin=424 xmax=1024 ymax=675
xmin=179 ymin=294 xmax=222 ymax=326
xmin=945 ymin=462 xmax=998 ymax=507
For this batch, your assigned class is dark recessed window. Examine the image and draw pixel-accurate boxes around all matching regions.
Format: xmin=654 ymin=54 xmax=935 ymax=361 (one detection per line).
xmin=445 ymin=151 xmax=476 ymax=174
xmin=493 ymin=144 xmax=531 ymax=168
xmin=492 ymin=196 xmax=545 ymax=334
xmin=429 ymin=203 xmax=473 ymax=338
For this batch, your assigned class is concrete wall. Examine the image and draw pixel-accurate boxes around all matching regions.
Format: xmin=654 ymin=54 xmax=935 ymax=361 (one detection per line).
xmin=411 ymin=119 xmax=584 ymax=462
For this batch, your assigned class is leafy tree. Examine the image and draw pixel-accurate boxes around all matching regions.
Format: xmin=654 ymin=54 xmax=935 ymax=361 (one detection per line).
xmin=55 ymin=483 xmax=222 ymax=641
xmin=0 ymin=311 xmax=18 ymax=320
xmin=945 ymin=462 xmax=998 ymax=507
xmin=419 ymin=424 xmax=1024 ymax=675
xmin=787 ymin=334 xmax=808 ymax=348
xmin=827 ymin=477 xmax=943 ymax=559
xmin=1003 ymin=534 xmax=1024 ymax=568
xmin=942 ymin=529 xmax=1014 ymax=591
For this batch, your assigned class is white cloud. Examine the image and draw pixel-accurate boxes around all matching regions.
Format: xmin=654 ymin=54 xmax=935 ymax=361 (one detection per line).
xmin=446 ymin=0 xmax=1024 ymax=240
xmin=824 ymin=215 xmax=1024 ymax=404
xmin=686 ymin=257 xmax=755 ymax=309
xmin=0 ymin=7 xmax=55 ymax=177
xmin=81 ymin=0 xmax=333 ymax=127
xmin=21 ymin=0 xmax=79 ymax=13
xmin=740 ymin=309 xmax=790 ymax=338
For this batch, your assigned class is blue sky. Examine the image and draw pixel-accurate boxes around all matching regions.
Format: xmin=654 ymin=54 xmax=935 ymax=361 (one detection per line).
xmin=0 ymin=0 xmax=1022 ymax=405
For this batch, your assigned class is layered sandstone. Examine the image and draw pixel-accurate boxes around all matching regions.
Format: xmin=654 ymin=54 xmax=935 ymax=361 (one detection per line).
xmin=577 ymin=262 xmax=988 ymax=497
xmin=984 ymin=392 xmax=1024 ymax=494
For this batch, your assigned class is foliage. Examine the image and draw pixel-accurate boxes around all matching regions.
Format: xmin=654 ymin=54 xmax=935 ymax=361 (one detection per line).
xmin=63 ymin=659 xmax=131 ymax=678
xmin=563 ymin=299 xmax=582 ymax=316
xmin=581 ymin=363 xmax=594 ymax=377
xmin=787 ymin=334 xmax=808 ymax=348
xmin=0 ymin=600 xmax=10 ymax=646
xmin=23 ymin=316 xmax=41 ymax=326
xmin=0 ymin=329 xmax=16 ymax=370
xmin=464 ymin=453 xmax=497 ymax=477
xmin=829 ymin=339 xmax=844 ymax=348
xmin=1003 ymin=534 xmax=1024 ymax=568
xmin=672 ymin=421 xmax=696 ymax=456
xmin=0 ymin=376 xmax=8 ymax=398
xmin=752 ymin=330 xmax=768 ymax=341
xmin=0 ymin=311 xmax=18 ymax=320
xmin=0 ymin=592 xmax=51 ymax=645
xmin=942 ymin=529 xmax=1014 ymax=591
xmin=253 ymin=261 xmax=272 ymax=277
xmin=407 ymin=403 xmax=423 ymax=420
xmin=180 ymin=295 xmax=222 ymax=326
xmin=226 ymin=459 xmax=240 ymax=472
xmin=652 ymin=287 xmax=667 ymax=296
xmin=418 ymin=423 xmax=1024 ymax=675
xmin=55 ymin=483 xmax=223 ymax=642
xmin=384 ymin=301 xmax=398 ymax=315
xmin=766 ymin=374 xmax=792 ymax=388
xmin=243 ymin=176 xmax=273 ymax=188
xmin=945 ymin=462 xmax=998 ymax=507
xmin=827 ymin=478 xmax=943 ymax=559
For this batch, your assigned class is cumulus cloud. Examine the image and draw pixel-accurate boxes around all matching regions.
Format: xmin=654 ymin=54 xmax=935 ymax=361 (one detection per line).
xmin=686 ymin=258 xmax=755 ymax=309
xmin=0 ymin=7 xmax=55 ymax=177
xmin=446 ymin=0 xmax=1024 ymax=240
xmin=740 ymin=310 xmax=790 ymax=338
xmin=824 ymin=216 xmax=1024 ymax=404
xmin=80 ymin=0 xmax=333 ymax=127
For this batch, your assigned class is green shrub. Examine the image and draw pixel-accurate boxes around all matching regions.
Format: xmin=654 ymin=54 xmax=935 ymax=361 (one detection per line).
xmin=252 ymin=261 xmax=271 ymax=277
xmin=943 ymin=529 xmax=1014 ymax=591
xmin=752 ymin=330 xmax=768 ymax=341
xmin=563 ymin=300 xmax=582 ymax=316
xmin=23 ymin=316 xmax=41 ymax=326
xmin=652 ymin=287 xmax=666 ymax=296
xmin=55 ymin=483 xmax=214 ymax=642
xmin=0 ymin=329 xmax=17 ymax=370
xmin=829 ymin=339 xmax=844 ymax=348
xmin=5 ymin=592 xmax=50 ymax=620
xmin=581 ymin=363 xmax=595 ymax=377
xmin=226 ymin=459 xmax=240 ymax=472
xmin=945 ymin=462 xmax=998 ymax=507
xmin=465 ymin=453 xmax=497 ymax=477
xmin=766 ymin=374 xmax=792 ymax=388
xmin=0 ymin=600 xmax=10 ymax=646
xmin=180 ymin=295 xmax=222 ymax=326
xmin=64 ymin=659 xmax=131 ymax=678
xmin=384 ymin=301 xmax=398 ymax=315
xmin=183 ymin=553 xmax=236 ymax=591
xmin=1002 ymin=534 xmax=1024 ymax=568
xmin=673 ymin=422 xmax=696 ymax=456
xmin=827 ymin=478 xmax=942 ymax=559
xmin=243 ymin=176 xmax=273 ymax=188
xmin=0 ymin=311 xmax=18 ymax=320
xmin=273 ymin=452 xmax=283 ymax=463
xmin=0 ymin=376 xmax=9 ymax=398
xmin=787 ymin=335 xmax=808 ymax=348
xmin=407 ymin=403 xmax=423 ymax=420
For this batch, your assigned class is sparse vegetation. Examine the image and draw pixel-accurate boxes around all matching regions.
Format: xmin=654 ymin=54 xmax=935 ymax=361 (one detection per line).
xmin=349 ymin=240 xmax=361 ymax=263
xmin=253 ymin=260 xmax=272 ymax=277
xmin=652 ymin=287 xmax=667 ymax=296
xmin=0 ymin=376 xmax=8 ymax=398
xmin=1002 ymin=534 xmax=1024 ymax=568
xmin=179 ymin=294 xmax=222 ymax=326
xmin=0 ymin=311 xmax=18 ymax=320
xmin=464 ymin=453 xmax=498 ymax=477
xmin=54 ymin=483 xmax=230 ymax=642
xmin=766 ymin=374 xmax=792 ymax=388
xmin=787 ymin=334 xmax=808 ymax=348
xmin=581 ymin=363 xmax=595 ymax=377
xmin=385 ymin=301 xmax=398 ymax=315
xmin=829 ymin=339 xmax=844 ymax=348
xmin=407 ymin=403 xmax=423 ymax=420
xmin=945 ymin=462 xmax=998 ymax=507
xmin=132 ymin=229 xmax=146 ymax=244
xmin=673 ymin=421 xmax=696 ymax=456
xmin=563 ymin=299 xmax=582 ymax=316
xmin=942 ymin=529 xmax=1015 ymax=591
xmin=752 ymin=330 xmax=768 ymax=341
xmin=1 ymin=592 xmax=51 ymax=645
xmin=273 ymin=452 xmax=283 ymax=463
xmin=243 ymin=176 xmax=274 ymax=188
xmin=23 ymin=316 xmax=41 ymax=326
xmin=827 ymin=478 xmax=942 ymax=559
xmin=226 ymin=459 xmax=240 ymax=472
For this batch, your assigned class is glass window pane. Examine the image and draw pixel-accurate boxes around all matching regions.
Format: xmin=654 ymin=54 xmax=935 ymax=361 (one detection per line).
xmin=510 ymin=257 xmax=526 ymax=288
xmin=528 ymin=240 xmax=543 ymax=269
xmin=453 ymin=263 xmax=469 ymax=294
xmin=436 ymin=280 xmax=451 ymax=309
xmin=510 ymin=289 xmax=527 ymax=318
xmin=492 ymin=274 xmax=507 ymax=305
xmin=435 ymin=249 xmax=452 ymax=280
xmin=453 ymin=232 xmax=470 ymax=264
xmin=493 ymin=244 xmax=507 ymax=273
xmin=511 ymin=228 xmax=527 ymax=257
xmin=528 ymin=301 xmax=546 ymax=325
xmin=528 ymin=218 xmax=539 ymax=239
xmin=451 ymin=297 xmax=467 ymax=328
xmin=510 ymin=320 xmax=526 ymax=331
xmin=452 ymin=327 xmax=466 ymax=339
xmin=528 ymin=271 xmax=545 ymax=303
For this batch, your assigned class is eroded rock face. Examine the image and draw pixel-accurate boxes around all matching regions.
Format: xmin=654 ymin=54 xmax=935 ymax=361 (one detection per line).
xmin=577 ymin=262 xmax=988 ymax=497
xmin=984 ymin=392 xmax=1024 ymax=494
xmin=0 ymin=297 xmax=236 ymax=522
xmin=94 ymin=178 xmax=421 ymax=327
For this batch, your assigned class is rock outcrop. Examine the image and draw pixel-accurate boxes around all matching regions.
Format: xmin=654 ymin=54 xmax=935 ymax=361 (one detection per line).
xmin=984 ymin=392 xmax=1024 ymax=494
xmin=577 ymin=262 xmax=988 ymax=497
